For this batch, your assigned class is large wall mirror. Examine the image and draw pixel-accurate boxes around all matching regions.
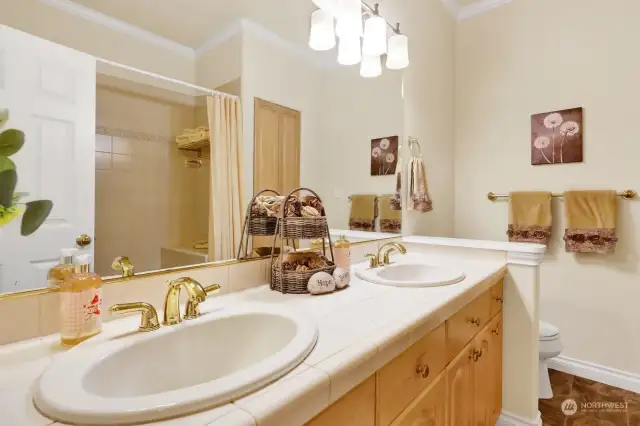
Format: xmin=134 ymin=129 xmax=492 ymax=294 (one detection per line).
xmin=0 ymin=0 xmax=405 ymax=295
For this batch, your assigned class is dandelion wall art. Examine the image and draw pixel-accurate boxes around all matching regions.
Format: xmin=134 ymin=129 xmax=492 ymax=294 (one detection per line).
xmin=371 ymin=136 xmax=399 ymax=176
xmin=531 ymin=107 xmax=583 ymax=165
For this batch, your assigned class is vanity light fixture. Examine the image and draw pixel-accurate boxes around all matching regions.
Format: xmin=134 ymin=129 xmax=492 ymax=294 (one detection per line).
xmin=338 ymin=36 xmax=362 ymax=65
xmin=309 ymin=1 xmax=409 ymax=75
xmin=360 ymin=53 xmax=382 ymax=78
xmin=362 ymin=4 xmax=387 ymax=56
xmin=309 ymin=8 xmax=336 ymax=51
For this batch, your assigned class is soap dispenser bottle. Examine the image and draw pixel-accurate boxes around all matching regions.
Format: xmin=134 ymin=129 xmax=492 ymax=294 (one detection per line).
xmin=47 ymin=248 xmax=77 ymax=289
xmin=60 ymin=254 xmax=103 ymax=346
xmin=334 ymin=235 xmax=352 ymax=270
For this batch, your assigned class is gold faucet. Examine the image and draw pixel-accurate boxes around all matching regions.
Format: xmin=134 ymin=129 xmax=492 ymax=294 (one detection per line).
xmin=378 ymin=242 xmax=408 ymax=265
xmin=109 ymin=302 xmax=160 ymax=332
xmin=112 ymin=256 xmax=134 ymax=277
xmin=163 ymin=277 xmax=221 ymax=326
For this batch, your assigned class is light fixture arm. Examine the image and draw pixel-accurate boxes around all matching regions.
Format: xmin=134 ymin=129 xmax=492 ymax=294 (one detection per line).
xmin=360 ymin=1 xmax=403 ymax=34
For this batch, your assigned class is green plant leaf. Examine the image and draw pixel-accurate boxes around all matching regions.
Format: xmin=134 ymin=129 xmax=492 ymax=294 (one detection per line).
xmin=21 ymin=200 xmax=53 ymax=236
xmin=0 ymin=169 xmax=17 ymax=207
xmin=0 ymin=157 xmax=15 ymax=172
xmin=0 ymin=109 xmax=8 ymax=125
xmin=0 ymin=129 xmax=25 ymax=157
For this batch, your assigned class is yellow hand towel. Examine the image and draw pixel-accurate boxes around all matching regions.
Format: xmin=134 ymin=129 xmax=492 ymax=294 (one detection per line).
xmin=379 ymin=194 xmax=401 ymax=233
xmin=563 ymin=190 xmax=618 ymax=254
xmin=349 ymin=195 xmax=377 ymax=231
xmin=507 ymin=192 xmax=552 ymax=244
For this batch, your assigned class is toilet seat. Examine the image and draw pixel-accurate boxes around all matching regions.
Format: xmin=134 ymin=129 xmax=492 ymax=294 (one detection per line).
xmin=539 ymin=321 xmax=560 ymax=341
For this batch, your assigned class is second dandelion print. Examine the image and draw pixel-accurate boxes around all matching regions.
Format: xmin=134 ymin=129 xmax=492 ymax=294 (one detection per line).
xmin=531 ymin=107 xmax=583 ymax=165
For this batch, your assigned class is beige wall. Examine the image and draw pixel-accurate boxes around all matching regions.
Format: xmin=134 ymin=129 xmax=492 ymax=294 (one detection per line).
xmin=94 ymin=82 xmax=210 ymax=277
xmin=241 ymin=30 xmax=322 ymax=202
xmin=0 ymin=0 xmax=195 ymax=83
xmin=314 ymin=68 xmax=404 ymax=229
xmin=394 ymin=0 xmax=456 ymax=237
xmin=455 ymin=0 xmax=640 ymax=374
xmin=196 ymin=34 xmax=243 ymax=91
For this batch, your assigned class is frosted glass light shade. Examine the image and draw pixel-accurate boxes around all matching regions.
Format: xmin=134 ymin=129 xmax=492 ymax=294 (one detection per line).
xmin=309 ymin=9 xmax=336 ymax=51
xmin=362 ymin=16 xmax=387 ymax=56
xmin=336 ymin=13 xmax=363 ymax=38
xmin=337 ymin=37 xmax=362 ymax=66
xmin=338 ymin=0 xmax=362 ymax=17
xmin=386 ymin=33 xmax=409 ymax=70
xmin=360 ymin=54 xmax=381 ymax=78
xmin=312 ymin=0 xmax=341 ymax=17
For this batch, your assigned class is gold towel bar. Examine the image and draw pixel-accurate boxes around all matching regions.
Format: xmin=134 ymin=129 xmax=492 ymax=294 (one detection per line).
xmin=348 ymin=195 xmax=380 ymax=201
xmin=487 ymin=190 xmax=637 ymax=201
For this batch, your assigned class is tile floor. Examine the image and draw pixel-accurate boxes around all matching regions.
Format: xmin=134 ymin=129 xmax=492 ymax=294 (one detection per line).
xmin=540 ymin=369 xmax=640 ymax=426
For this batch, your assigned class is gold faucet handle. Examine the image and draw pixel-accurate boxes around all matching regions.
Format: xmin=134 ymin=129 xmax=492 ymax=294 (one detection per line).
xmin=203 ymin=284 xmax=221 ymax=295
xmin=184 ymin=283 xmax=222 ymax=320
xmin=112 ymin=256 xmax=134 ymax=277
xmin=109 ymin=302 xmax=160 ymax=332
xmin=364 ymin=253 xmax=379 ymax=269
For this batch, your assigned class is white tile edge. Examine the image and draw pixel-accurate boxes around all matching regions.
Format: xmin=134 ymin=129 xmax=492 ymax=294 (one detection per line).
xmin=548 ymin=355 xmax=640 ymax=394
xmin=402 ymin=235 xmax=545 ymax=266
xmin=497 ymin=410 xmax=542 ymax=426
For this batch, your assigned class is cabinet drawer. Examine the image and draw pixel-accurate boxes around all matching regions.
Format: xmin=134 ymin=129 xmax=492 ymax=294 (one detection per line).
xmin=305 ymin=375 xmax=375 ymax=426
xmin=490 ymin=280 xmax=504 ymax=318
xmin=390 ymin=370 xmax=446 ymax=426
xmin=376 ymin=323 xmax=447 ymax=426
xmin=446 ymin=290 xmax=491 ymax=362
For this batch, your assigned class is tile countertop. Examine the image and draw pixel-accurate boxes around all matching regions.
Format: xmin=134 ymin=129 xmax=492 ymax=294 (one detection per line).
xmin=0 ymin=254 xmax=508 ymax=426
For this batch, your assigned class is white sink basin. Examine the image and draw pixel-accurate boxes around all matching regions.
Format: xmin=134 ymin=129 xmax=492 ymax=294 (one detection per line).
xmin=34 ymin=306 xmax=318 ymax=425
xmin=355 ymin=255 xmax=465 ymax=287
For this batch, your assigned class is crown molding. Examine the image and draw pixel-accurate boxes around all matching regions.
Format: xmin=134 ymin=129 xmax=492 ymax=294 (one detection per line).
xmin=457 ymin=0 xmax=514 ymax=20
xmin=38 ymin=0 xmax=195 ymax=57
xmin=195 ymin=19 xmax=243 ymax=56
xmin=196 ymin=18 xmax=338 ymax=69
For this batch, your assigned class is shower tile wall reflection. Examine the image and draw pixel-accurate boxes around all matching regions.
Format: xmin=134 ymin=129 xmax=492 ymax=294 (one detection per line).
xmin=93 ymin=79 xmax=210 ymax=277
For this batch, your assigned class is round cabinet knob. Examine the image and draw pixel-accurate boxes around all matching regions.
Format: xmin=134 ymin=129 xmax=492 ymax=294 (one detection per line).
xmin=494 ymin=297 xmax=504 ymax=303
xmin=416 ymin=365 xmax=430 ymax=379
xmin=76 ymin=234 xmax=92 ymax=247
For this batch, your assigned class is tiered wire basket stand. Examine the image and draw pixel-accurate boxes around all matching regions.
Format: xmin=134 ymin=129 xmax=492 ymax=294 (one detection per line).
xmin=237 ymin=189 xmax=295 ymax=259
xmin=270 ymin=188 xmax=335 ymax=294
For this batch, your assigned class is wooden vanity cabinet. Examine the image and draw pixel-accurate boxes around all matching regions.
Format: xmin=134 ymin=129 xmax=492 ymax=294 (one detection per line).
xmin=306 ymin=279 xmax=504 ymax=426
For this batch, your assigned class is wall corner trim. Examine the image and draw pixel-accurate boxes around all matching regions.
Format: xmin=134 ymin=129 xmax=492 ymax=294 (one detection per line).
xmin=38 ymin=0 xmax=196 ymax=57
xmin=506 ymin=250 xmax=544 ymax=266
xmin=497 ymin=410 xmax=542 ymax=426
xmin=458 ymin=0 xmax=514 ymax=20
xmin=548 ymin=355 xmax=640 ymax=394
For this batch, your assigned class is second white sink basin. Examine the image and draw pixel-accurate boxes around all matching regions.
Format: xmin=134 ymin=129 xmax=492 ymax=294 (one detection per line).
xmin=356 ymin=254 xmax=465 ymax=287
xmin=34 ymin=305 xmax=318 ymax=425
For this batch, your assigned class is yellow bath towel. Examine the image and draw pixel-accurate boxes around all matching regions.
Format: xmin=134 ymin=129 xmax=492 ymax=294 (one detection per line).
xmin=507 ymin=192 xmax=552 ymax=244
xmin=563 ymin=190 xmax=618 ymax=254
xmin=349 ymin=195 xmax=377 ymax=232
xmin=379 ymin=194 xmax=401 ymax=233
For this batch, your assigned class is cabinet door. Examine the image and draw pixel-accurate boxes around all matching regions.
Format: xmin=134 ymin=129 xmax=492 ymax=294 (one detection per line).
xmin=488 ymin=314 xmax=503 ymax=425
xmin=446 ymin=340 xmax=476 ymax=426
xmin=377 ymin=324 xmax=447 ymax=426
xmin=473 ymin=323 xmax=493 ymax=426
xmin=305 ymin=375 xmax=376 ymax=426
xmin=390 ymin=371 xmax=447 ymax=426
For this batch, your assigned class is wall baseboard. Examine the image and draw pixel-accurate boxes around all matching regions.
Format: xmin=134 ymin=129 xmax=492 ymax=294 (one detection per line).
xmin=547 ymin=355 xmax=640 ymax=393
xmin=497 ymin=410 xmax=542 ymax=426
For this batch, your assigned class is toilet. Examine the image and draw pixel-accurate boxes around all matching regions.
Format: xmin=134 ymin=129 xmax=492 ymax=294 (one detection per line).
xmin=539 ymin=321 xmax=562 ymax=399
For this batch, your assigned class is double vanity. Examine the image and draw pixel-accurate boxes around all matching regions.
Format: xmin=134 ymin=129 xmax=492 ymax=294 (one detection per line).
xmin=0 ymin=237 xmax=544 ymax=426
